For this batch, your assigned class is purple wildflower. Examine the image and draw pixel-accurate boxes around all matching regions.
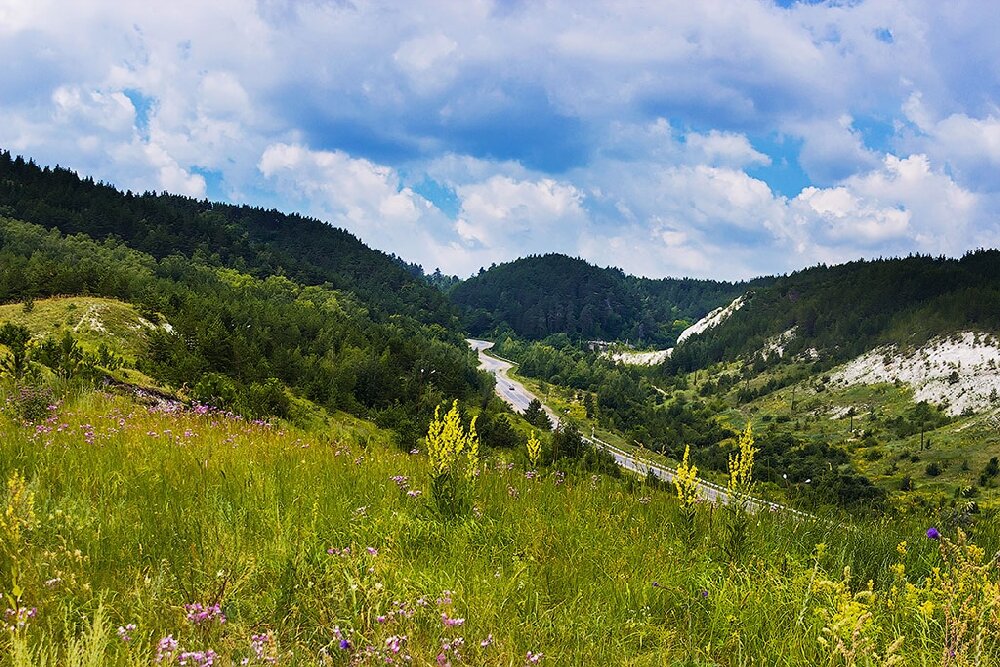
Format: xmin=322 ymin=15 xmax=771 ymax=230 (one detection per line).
xmin=156 ymin=635 xmax=180 ymax=663
xmin=117 ymin=623 xmax=137 ymax=642
xmin=927 ymin=527 xmax=941 ymax=540
xmin=184 ymin=602 xmax=226 ymax=626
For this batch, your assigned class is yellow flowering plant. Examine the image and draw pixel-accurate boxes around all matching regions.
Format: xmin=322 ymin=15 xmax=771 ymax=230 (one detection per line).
xmin=426 ymin=400 xmax=480 ymax=519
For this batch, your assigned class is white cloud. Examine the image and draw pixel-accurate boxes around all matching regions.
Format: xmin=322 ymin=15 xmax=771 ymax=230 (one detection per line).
xmin=684 ymin=130 xmax=771 ymax=168
xmin=0 ymin=0 xmax=998 ymax=281
xmin=454 ymin=175 xmax=587 ymax=251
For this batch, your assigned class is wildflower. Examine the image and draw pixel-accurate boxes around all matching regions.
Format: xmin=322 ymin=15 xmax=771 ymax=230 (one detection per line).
xmin=366 ymin=547 xmax=379 ymax=556
xmin=526 ymin=432 xmax=541 ymax=467
xmin=178 ymin=649 xmax=218 ymax=666
xmin=426 ymin=400 xmax=480 ymax=481
xmin=441 ymin=612 xmax=465 ymax=627
xmin=480 ymin=634 xmax=494 ymax=648
xmin=4 ymin=606 xmax=37 ymax=632
xmin=390 ymin=475 xmax=410 ymax=489
xmin=184 ymin=602 xmax=226 ymax=626
xmin=117 ymin=623 xmax=137 ymax=642
xmin=700 ymin=589 xmax=708 ymax=598
xmin=727 ymin=422 xmax=757 ymax=496
xmin=526 ymin=650 xmax=544 ymax=663
xmin=339 ymin=639 xmax=351 ymax=650
xmin=673 ymin=445 xmax=700 ymax=508
xmin=156 ymin=635 xmax=180 ymax=663
xmin=385 ymin=634 xmax=406 ymax=654
xmin=926 ymin=527 xmax=941 ymax=540
xmin=525 ymin=470 xmax=537 ymax=480
xmin=377 ymin=615 xmax=387 ymax=623
xmin=406 ymin=489 xmax=422 ymax=498
xmin=246 ymin=632 xmax=278 ymax=664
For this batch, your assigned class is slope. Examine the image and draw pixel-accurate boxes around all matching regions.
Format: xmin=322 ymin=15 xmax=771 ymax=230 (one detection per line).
xmin=0 ymin=150 xmax=455 ymax=326
xmin=450 ymin=253 xmax=762 ymax=345
xmin=666 ymin=252 xmax=1000 ymax=374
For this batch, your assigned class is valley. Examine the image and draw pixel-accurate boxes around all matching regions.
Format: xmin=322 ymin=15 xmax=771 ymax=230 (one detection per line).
xmin=1 ymin=152 xmax=998 ymax=665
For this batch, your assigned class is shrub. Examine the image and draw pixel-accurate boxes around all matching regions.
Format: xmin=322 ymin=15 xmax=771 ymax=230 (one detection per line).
xmin=6 ymin=383 xmax=55 ymax=423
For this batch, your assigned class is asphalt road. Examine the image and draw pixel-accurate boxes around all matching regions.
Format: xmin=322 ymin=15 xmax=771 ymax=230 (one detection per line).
xmin=468 ymin=339 xmax=561 ymax=427
xmin=469 ymin=338 xmax=804 ymax=514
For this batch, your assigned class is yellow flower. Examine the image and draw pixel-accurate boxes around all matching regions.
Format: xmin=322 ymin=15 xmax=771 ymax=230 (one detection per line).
xmin=674 ymin=445 xmax=700 ymax=508
xmin=526 ymin=432 xmax=541 ymax=467
xmin=727 ymin=422 xmax=757 ymax=495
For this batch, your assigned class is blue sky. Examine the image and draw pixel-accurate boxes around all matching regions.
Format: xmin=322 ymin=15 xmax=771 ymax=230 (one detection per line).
xmin=1 ymin=0 xmax=998 ymax=280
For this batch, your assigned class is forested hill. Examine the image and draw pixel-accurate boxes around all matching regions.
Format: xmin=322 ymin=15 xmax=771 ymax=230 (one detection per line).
xmin=450 ymin=253 xmax=766 ymax=346
xmin=667 ymin=251 xmax=1000 ymax=373
xmin=0 ymin=151 xmax=455 ymax=326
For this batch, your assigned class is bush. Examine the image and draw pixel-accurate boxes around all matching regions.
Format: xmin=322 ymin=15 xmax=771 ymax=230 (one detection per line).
xmin=925 ymin=462 xmax=942 ymax=477
xmin=6 ymin=383 xmax=55 ymax=423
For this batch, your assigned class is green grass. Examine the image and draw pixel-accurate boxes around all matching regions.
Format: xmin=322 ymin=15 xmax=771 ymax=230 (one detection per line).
xmin=0 ymin=297 xmax=161 ymax=362
xmin=3 ymin=383 xmax=1000 ymax=665
xmin=738 ymin=368 xmax=1000 ymax=508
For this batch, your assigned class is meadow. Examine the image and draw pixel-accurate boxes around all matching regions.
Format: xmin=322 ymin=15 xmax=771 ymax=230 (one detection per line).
xmin=2 ymin=383 xmax=1000 ymax=666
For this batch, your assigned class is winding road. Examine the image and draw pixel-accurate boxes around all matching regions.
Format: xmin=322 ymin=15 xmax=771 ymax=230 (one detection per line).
xmin=469 ymin=338 xmax=804 ymax=514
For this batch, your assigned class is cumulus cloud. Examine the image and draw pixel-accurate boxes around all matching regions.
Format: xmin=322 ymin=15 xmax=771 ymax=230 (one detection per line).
xmin=0 ymin=0 xmax=998 ymax=280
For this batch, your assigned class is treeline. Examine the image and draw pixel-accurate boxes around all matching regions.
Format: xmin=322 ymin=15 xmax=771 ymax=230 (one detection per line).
xmin=666 ymin=253 xmax=1000 ymax=374
xmin=0 ymin=151 xmax=456 ymax=326
xmin=0 ymin=217 xmax=485 ymax=445
xmin=451 ymin=253 xmax=765 ymax=345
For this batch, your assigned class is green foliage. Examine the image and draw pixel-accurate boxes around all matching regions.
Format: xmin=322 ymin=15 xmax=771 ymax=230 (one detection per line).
xmin=522 ymin=398 xmax=552 ymax=431
xmin=0 ymin=323 xmax=32 ymax=380
xmin=452 ymin=253 xmax=763 ymax=345
xmin=0 ymin=150 xmax=456 ymax=326
xmin=0 ymin=217 xmax=485 ymax=427
xmin=665 ymin=252 xmax=1000 ymax=374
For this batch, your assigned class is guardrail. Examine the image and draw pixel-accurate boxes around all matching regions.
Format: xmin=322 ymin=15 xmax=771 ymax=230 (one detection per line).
xmin=471 ymin=339 xmax=812 ymax=518
xmin=585 ymin=433 xmax=812 ymax=517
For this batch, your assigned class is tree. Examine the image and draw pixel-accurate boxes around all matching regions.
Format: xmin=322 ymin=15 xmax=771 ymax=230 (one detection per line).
xmin=0 ymin=323 xmax=33 ymax=380
xmin=522 ymin=398 xmax=552 ymax=431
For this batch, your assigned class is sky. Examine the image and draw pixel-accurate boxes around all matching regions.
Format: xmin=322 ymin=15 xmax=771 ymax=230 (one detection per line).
xmin=2 ymin=0 xmax=999 ymax=281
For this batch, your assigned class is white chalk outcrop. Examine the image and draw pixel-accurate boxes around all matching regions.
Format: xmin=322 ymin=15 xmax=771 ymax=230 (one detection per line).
xmin=832 ymin=332 xmax=1000 ymax=416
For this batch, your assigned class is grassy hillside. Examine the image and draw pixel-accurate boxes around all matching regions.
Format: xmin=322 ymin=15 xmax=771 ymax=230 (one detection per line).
xmin=0 ymin=296 xmax=163 ymax=362
xmin=3 ymin=384 xmax=1000 ymax=665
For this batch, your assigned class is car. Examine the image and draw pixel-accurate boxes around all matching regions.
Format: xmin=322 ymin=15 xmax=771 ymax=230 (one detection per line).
xmin=508 ymin=385 xmax=515 ymax=390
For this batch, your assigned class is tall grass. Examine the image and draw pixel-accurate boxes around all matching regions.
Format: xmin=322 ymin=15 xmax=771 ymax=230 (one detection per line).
xmin=1 ymin=387 xmax=998 ymax=665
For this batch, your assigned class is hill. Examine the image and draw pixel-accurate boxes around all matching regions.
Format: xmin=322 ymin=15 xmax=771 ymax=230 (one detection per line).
xmin=666 ymin=252 xmax=1000 ymax=374
xmin=0 ymin=215 xmax=485 ymax=443
xmin=450 ymin=253 xmax=765 ymax=345
xmin=0 ymin=151 xmax=455 ymax=326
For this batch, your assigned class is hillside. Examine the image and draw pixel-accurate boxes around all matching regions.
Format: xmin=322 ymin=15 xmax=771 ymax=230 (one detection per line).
xmin=0 ymin=216 xmax=485 ymax=442
xmin=0 ymin=151 xmax=455 ymax=326
xmin=3 ymin=384 xmax=1000 ymax=665
xmin=0 ymin=296 xmax=168 ymax=363
xmin=450 ymin=254 xmax=764 ymax=345
xmin=666 ymin=252 xmax=1000 ymax=374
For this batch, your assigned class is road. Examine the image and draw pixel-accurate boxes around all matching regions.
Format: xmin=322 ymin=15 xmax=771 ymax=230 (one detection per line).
xmin=469 ymin=338 xmax=804 ymax=514
xmin=468 ymin=339 xmax=562 ymax=427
